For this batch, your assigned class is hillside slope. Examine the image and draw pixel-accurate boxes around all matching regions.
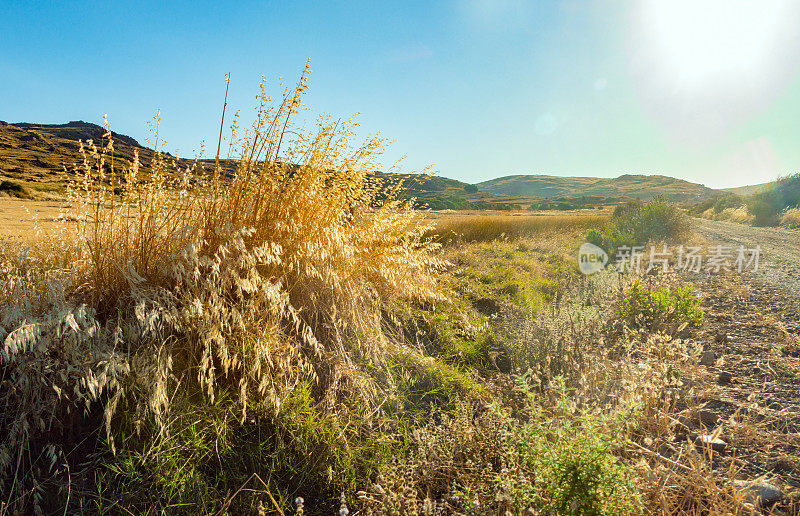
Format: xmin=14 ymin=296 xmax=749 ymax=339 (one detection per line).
xmin=722 ymin=181 xmax=776 ymax=196
xmin=0 ymin=120 xmax=203 ymax=194
xmin=478 ymin=173 xmax=716 ymax=201
xmin=0 ymin=121 xmax=531 ymax=208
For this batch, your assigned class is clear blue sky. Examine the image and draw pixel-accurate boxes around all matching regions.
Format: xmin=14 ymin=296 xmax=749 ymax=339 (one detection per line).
xmin=3 ymin=0 xmax=800 ymax=188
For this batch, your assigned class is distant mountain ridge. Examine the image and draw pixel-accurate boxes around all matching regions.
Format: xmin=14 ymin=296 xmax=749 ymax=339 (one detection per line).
xmin=0 ymin=120 xmax=731 ymax=204
xmin=477 ymin=174 xmax=715 ymax=202
xmin=0 ymin=120 xmax=231 ymax=196
xmin=14 ymin=121 xmax=145 ymax=149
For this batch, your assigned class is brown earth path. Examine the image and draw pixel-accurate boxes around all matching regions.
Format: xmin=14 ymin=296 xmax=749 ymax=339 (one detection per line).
xmin=677 ymin=219 xmax=800 ymax=512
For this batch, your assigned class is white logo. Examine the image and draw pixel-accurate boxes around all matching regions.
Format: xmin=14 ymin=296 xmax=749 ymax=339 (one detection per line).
xmin=578 ymin=243 xmax=608 ymax=275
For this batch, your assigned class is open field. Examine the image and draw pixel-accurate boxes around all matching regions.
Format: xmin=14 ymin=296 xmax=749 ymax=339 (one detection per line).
xmin=0 ymin=200 xmax=611 ymax=243
xmin=3 ymin=185 xmax=799 ymax=513
xmin=423 ymin=210 xmax=609 ymax=243
xmin=0 ymin=199 xmax=76 ymax=242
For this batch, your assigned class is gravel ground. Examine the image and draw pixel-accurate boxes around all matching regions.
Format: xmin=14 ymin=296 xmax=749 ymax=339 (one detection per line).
xmin=674 ymin=220 xmax=800 ymax=512
xmin=694 ymin=218 xmax=800 ymax=295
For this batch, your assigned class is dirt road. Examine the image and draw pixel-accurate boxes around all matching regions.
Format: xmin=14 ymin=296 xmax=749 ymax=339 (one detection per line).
xmin=676 ymin=218 xmax=800 ymax=509
xmin=694 ymin=218 xmax=800 ymax=294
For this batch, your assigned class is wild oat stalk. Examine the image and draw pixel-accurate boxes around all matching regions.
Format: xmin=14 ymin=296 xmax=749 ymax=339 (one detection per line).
xmin=0 ymin=62 xmax=444 ymax=511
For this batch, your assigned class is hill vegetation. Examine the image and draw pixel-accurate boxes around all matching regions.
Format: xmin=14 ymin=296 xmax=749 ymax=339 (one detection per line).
xmin=478 ymin=173 xmax=716 ymax=202
xmin=689 ymin=173 xmax=800 ymax=227
xmin=721 ymin=181 xmax=776 ymax=197
xmin=0 ymin=119 xmax=233 ymax=197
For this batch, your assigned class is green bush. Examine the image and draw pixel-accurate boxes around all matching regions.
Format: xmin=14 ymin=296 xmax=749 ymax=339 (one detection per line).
xmin=712 ymin=193 xmax=744 ymax=213
xmin=612 ymin=198 xmax=690 ymax=244
xmin=746 ymin=173 xmax=800 ymax=226
xmin=686 ymin=197 xmax=714 ymax=216
xmin=615 ymin=280 xmax=703 ymax=334
xmin=747 ymin=198 xmax=780 ymax=226
xmin=585 ymin=227 xmax=635 ymax=255
xmin=588 ymin=198 xmax=689 ymax=255
xmin=361 ymin=383 xmax=641 ymax=515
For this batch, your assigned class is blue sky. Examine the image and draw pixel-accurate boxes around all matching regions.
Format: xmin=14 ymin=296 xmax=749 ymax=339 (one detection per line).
xmin=3 ymin=0 xmax=800 ymax=188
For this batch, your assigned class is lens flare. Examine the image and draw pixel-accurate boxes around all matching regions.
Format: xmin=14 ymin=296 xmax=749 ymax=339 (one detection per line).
xmin=627 ymin=0 xmax=800 ymax=143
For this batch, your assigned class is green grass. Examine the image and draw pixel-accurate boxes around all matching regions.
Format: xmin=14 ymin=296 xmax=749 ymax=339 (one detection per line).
xmin=361 ymin=380 xmax=642 ymax=515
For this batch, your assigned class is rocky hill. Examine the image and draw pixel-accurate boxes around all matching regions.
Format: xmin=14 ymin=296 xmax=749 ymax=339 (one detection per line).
xmin=0 ymin=120 xmax=203 ymax=195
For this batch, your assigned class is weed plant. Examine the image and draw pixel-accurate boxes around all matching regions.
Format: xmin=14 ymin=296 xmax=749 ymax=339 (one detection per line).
xmin=613 ymin=280 xmax=704 ymax=336
xmin=781 ymin=206 xmax=800 ymax=228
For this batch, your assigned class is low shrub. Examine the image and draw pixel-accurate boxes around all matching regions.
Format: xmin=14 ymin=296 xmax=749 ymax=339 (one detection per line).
xmin=613 ymin=280 xmax=704 ymax=335
xmin=747 ymin=197 xmax=780 ymax=227
xmin=781 ymin=206 xmax=800 ymax=228
xmin=612 ymin=198 xmax=690 ymax=244
xmin=359 ymin=382 xmax=641 ymax=515
xmin=0 ymin=179 xmax=31 ymax=198
xmin=712 ymin=193 xmax=744 ymax=213
xmin=720 ymin=206 xmax=754 ymax=224
xmin=747 ymin=173 xmax=800 ymax=226
xmin=587 ymin=198 xmax=690 ymax=255
xmin=585 ymin=226 xmax=636 ymax=255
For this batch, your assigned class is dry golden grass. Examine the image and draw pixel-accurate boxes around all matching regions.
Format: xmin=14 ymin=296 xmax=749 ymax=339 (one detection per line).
xmin=723 ymin=206 xmax=755 ymax=224
xmin=0 ymin=63 xmax=448 ymax=512
xmin=781 ymin=206 xmax=800 ymax=228
xmin=700 ymin=206 xmax=754 ymax=225
xmin=0 ymin=199 xmax=75 ymax=242
xmin=425 ymin=212 xmax=608 ymax=244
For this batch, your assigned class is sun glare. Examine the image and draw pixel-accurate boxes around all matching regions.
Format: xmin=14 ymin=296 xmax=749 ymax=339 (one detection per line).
xmin=642 ymin=1 xmax=786 ymax=88
xmin=628 ymin=0 xmax=800 ymax=142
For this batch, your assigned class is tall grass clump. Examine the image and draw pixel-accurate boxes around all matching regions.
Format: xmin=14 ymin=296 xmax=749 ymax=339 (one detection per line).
xmin=0 ymin=180 xmax=32 ymax=199
xmin=612 ymin=280 xmax=704 ymax=336
xmin=0 ymin=63 xmax=446 ymax=512
xmin=586 ymin=197 xmax=690 ymax=254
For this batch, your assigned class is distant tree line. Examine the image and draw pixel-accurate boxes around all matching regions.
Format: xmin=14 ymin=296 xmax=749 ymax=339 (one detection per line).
xmin=687 ymin=173 xmax=799 ymax=226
